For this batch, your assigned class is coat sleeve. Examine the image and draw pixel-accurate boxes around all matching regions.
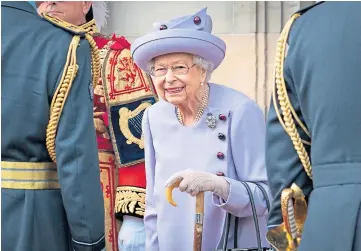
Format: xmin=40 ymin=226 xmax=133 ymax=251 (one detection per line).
xmin=265 ymin=48 xmax=313 ymax=229
xmin=54 ymin=38 xmax=105 ymax=251
xmin=142 ymin=108 xmax=159 ymax=251
xmin=213 ymin=100 xmax=272 ymax=218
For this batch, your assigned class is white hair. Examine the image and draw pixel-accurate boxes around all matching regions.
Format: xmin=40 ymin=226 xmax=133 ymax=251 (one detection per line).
xmin=147 ymin=55 xmax=214 ymax=83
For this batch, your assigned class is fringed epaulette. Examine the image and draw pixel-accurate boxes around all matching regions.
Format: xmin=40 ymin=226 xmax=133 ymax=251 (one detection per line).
xmin=44 ymin=15 xmax=101 ymax=163
xmin=42 ymin=14 xmax=86 ymax=36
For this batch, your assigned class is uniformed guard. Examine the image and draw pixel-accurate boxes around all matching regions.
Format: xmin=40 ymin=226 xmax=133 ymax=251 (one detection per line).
xmin=265 ymin=1 xmax=361 ymax=251
xmin=38 ymin=2 xmax=158 ymax=251
xmin=1 ymin=2 xmax=105 ymax=251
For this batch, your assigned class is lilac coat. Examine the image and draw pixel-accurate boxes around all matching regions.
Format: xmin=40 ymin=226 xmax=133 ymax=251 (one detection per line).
xmin=142 ymin=83 xmax=271 ymax=251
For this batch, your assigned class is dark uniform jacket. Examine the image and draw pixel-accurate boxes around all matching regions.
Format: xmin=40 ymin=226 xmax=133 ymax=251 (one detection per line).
xmin=1 ymin=2 xmax=105 ymax=250
xmin=266 ymin=2 xmax=361 ymax=251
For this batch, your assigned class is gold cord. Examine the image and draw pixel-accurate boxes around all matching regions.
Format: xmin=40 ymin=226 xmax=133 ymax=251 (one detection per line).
xmin=46 ymin=34 xmax=100 ymax=163
xmin=273 ymin=13 xmax=313 ymax=179
xmin=85 ymin=33 xmax=101 ymax=89
xmin=80 ymin=20 xmax=101 ymax=89
xmin=46 ymin=36 xmax=80 ymax=163
xmin=80 ymin=19 xmax=98 ymax=35
xmin=42 ymin=15 xmax=101 ymax=163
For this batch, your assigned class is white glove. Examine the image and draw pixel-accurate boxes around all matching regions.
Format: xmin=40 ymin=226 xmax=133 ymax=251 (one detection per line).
xmin=118 ymin=216 xmax=145 ymax=250
xmin=165 ymin=169 xmax=230 ymax=200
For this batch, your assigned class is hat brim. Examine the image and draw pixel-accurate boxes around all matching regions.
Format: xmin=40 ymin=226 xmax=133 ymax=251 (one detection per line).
xmin=131 ymin=29 xmax=226 ymax=74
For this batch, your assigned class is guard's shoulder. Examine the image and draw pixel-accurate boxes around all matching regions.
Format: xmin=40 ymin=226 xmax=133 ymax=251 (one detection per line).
xmin=295 ymin=1 xmax=325 ymax=16
xmin=42 ymin=14 xmax=86 ymax=36
xmin=284 ymin=2 xmax=326 ymax=43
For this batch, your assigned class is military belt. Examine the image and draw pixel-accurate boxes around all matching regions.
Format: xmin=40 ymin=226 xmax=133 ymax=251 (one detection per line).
xmin=1 ymin=161 xmax=60 ymax=189
xmin=313 ymin=163 xmax=361 ymax=188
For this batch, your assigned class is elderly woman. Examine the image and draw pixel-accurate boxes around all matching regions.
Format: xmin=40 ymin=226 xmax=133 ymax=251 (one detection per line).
xmin=131 ymin=8 xmax=271 ymax=251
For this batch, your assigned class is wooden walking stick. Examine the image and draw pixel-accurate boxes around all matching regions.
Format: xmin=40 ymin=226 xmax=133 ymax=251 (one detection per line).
xmin=193 ymin=191 xmax=204 ymax=251
xmin=166 ymin=182 xmax=205 ymax=251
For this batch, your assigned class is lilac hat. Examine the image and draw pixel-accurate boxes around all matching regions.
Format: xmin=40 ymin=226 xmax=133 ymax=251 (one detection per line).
xmin=131 ymin=8 xmax=226 ymax=73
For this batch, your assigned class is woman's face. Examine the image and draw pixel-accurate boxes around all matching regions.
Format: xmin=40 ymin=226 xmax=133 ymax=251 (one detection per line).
xmin=152 ymin=53 xmax=206 ymax=106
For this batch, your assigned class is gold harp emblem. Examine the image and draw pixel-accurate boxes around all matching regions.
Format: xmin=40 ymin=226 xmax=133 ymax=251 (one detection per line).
xmin=118 ymin=102 xmax=152 ymax=149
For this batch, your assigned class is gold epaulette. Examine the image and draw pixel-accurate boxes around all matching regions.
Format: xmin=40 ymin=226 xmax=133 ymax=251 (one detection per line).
xmin=44 ymin=17 xmax=101 ymax=163
xmin=42 ymin=14 xmax=86 ymax=36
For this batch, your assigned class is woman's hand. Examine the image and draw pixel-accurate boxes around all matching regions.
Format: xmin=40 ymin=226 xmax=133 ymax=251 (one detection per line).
xmin=165 ymin=169 xmax=230 ymax=199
